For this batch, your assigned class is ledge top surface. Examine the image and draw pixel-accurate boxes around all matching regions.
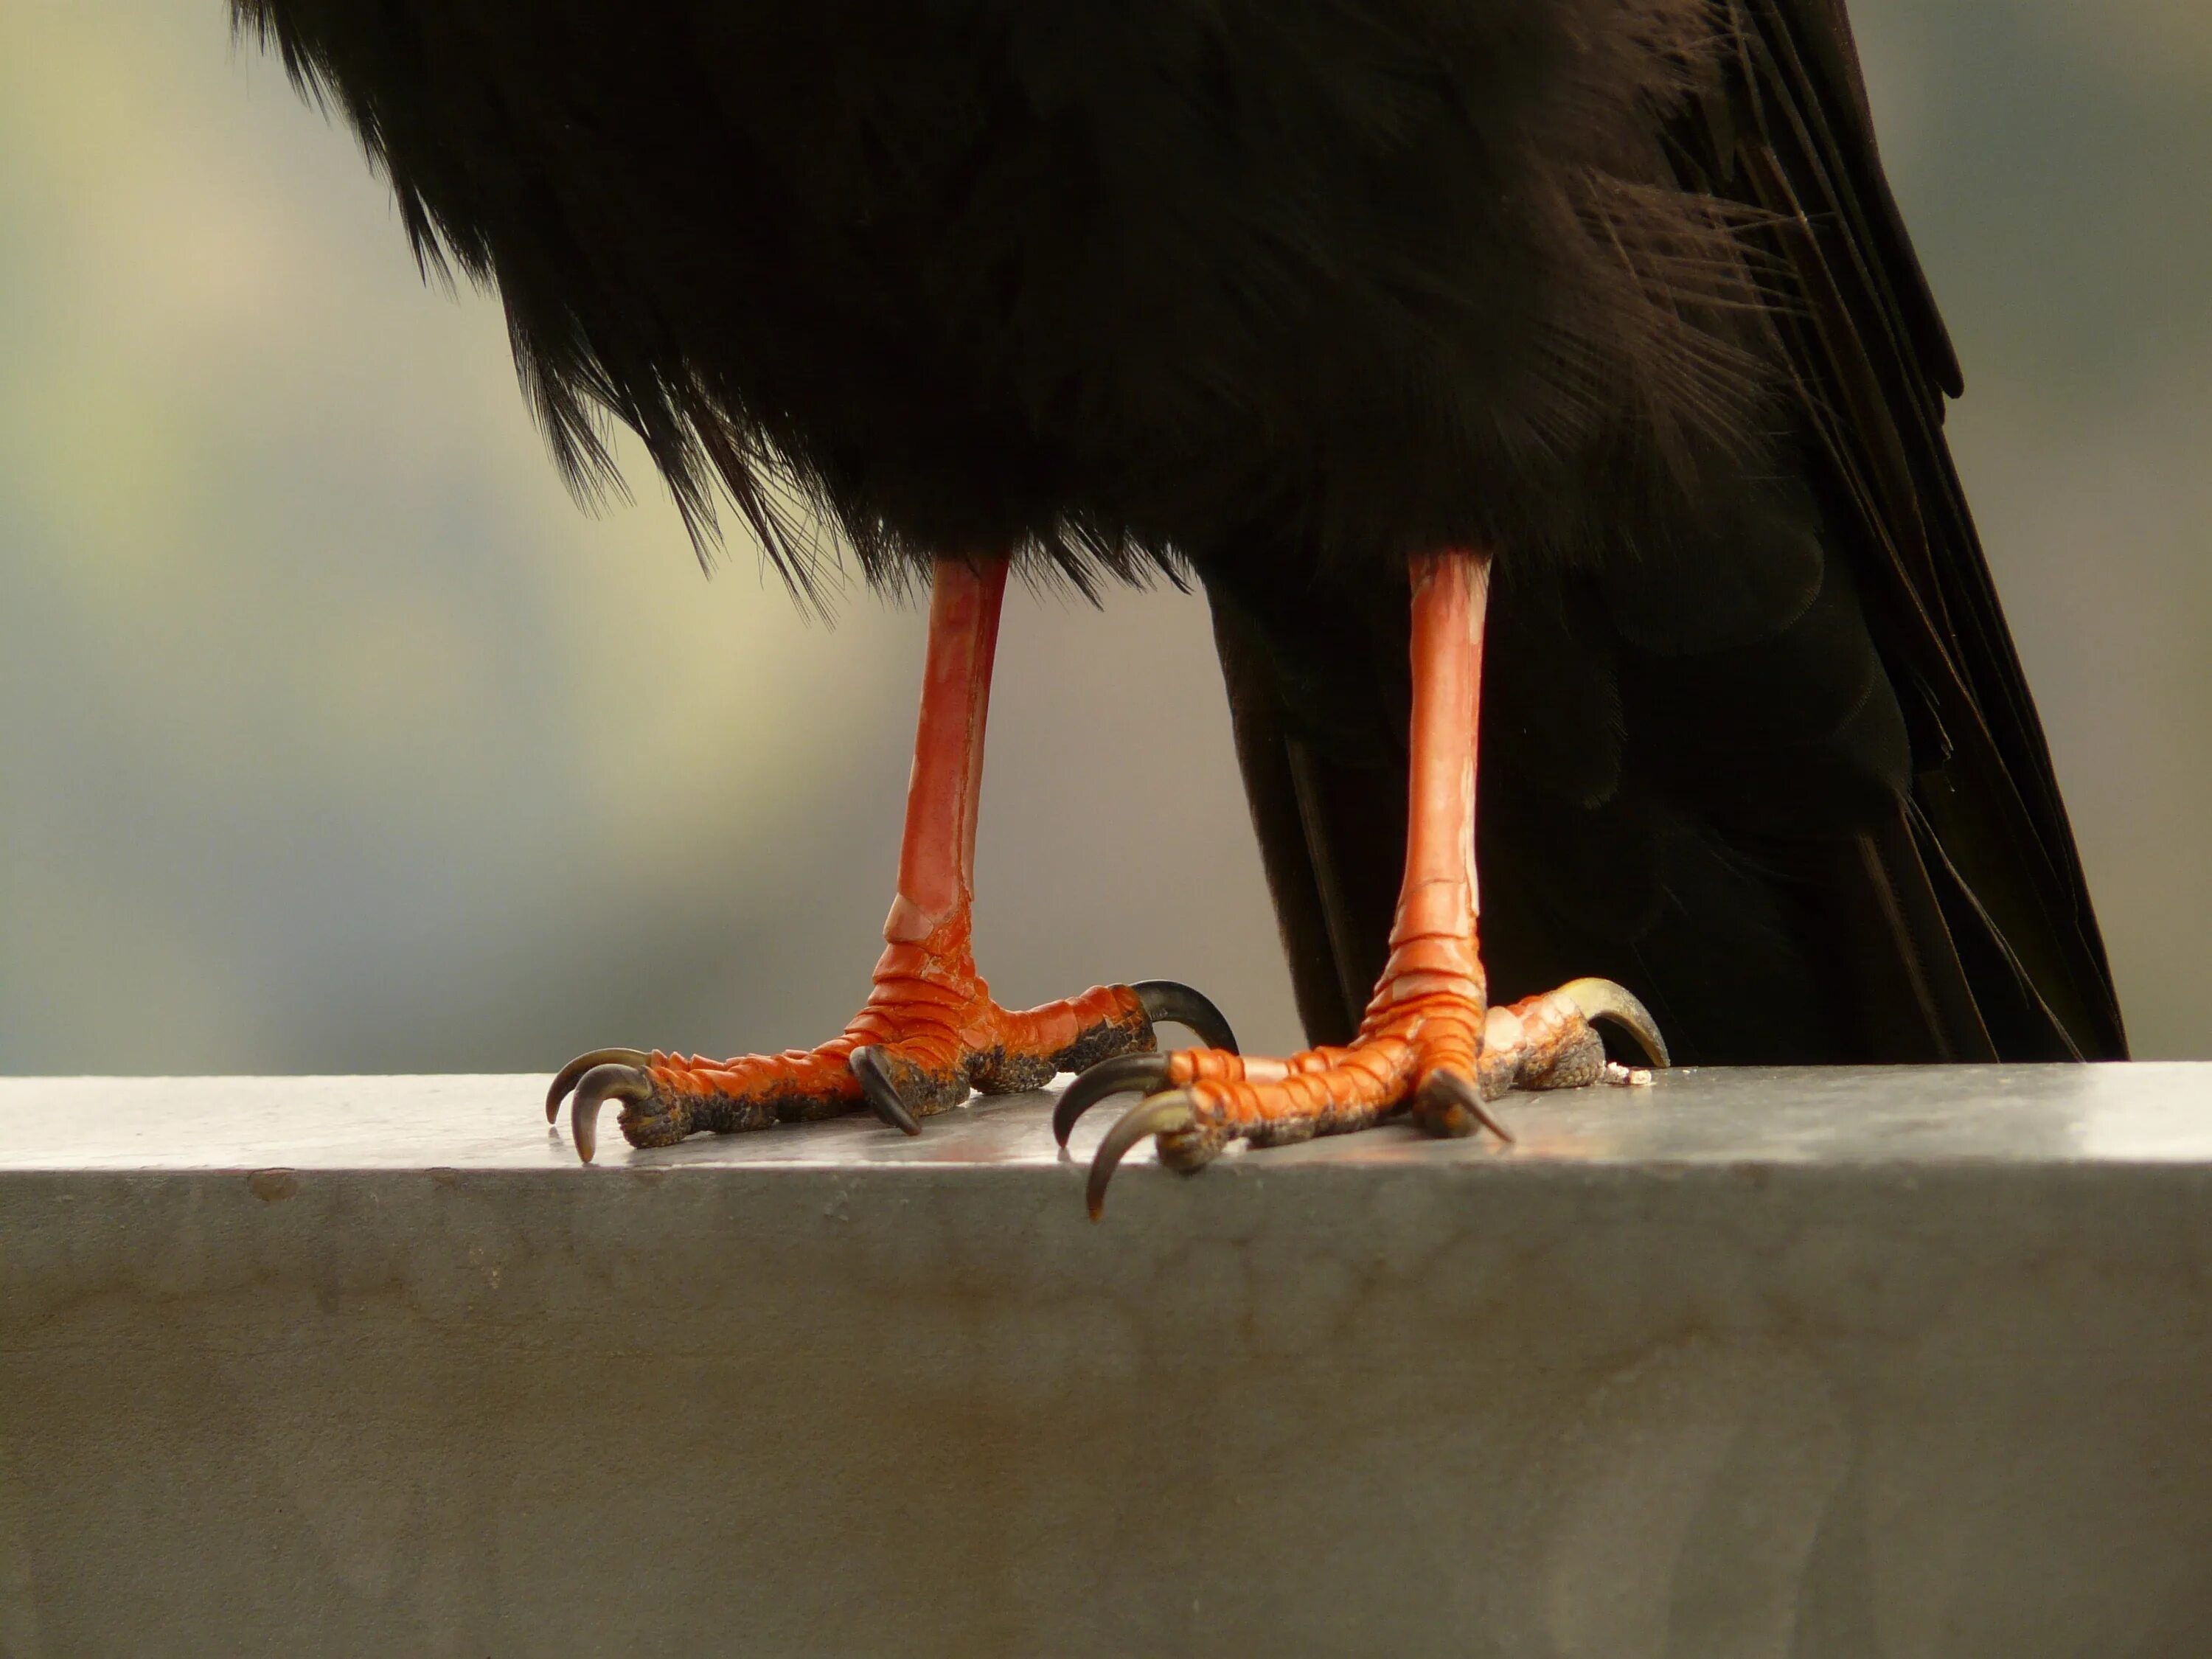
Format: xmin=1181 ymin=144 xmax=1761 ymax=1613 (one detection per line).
xmin=0 ymin=1064 xmax=2206 ymax=1174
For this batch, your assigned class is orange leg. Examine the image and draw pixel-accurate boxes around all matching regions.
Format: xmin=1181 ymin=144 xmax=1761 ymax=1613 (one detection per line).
xmin=546 ymin=555 xmax=1234 ymax=1161
xmin=1060 ymin=550 xmax=1666 ymax=1215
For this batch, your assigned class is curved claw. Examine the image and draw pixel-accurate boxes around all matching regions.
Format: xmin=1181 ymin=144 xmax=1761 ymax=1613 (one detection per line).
xmin=1130 ymin=981 xmax=1239 ymax=1055
xmin=546 ymin=1048 xmax=652 ymax=1122
xmin=1416 ymin=1069 xmax=1515 ymax=1144
xmin=1558 ymin=978 xmax=1670 ymax=1069
xmin=1087 ymin=1092 xmax=1198 ymax=1220
xmin=1053 ymin=1051 xmax=1173 ymax=1147
xmin=849 ymin=1046 xmax=922 ymax=1136
xmin=571 ymin=1063 xmax=654 ymax=1164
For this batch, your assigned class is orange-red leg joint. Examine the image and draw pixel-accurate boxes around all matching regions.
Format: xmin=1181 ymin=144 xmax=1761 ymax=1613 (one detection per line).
xmin=613 ymin=928 xmax=1150 ymax=1147
xmin=1156 ymin=552 xmax=1498 ymax=1150
xmin=547 ymin=554 xmax=1158 ymax=1159
xmin=1073 ymin=551 xmax=1666 ymax=1214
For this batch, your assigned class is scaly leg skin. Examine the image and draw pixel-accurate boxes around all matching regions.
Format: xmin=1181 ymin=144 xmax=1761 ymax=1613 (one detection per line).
xmin=546 ymin=555 xmax=1234 ymax=1161
xmin=1060 ymin=551 xmax=1666 ymax=1217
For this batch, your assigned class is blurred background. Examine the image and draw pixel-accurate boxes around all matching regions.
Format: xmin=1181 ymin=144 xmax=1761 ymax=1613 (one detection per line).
xmin=0 ymin=0 xmax=2206 ymax=1075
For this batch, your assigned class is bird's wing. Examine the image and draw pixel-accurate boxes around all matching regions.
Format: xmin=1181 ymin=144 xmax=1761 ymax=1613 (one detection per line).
xmin=1208 ymin=0 xmax=2124 ymax=1063
xmin=1686 ymin=0 xmax=2126 ymax=1057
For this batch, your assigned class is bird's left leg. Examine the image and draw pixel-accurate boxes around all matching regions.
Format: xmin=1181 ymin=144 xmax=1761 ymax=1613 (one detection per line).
xmin=546 ymin=554 xmax=1234 ymax=1161
xmin=1060 ymin=549 xmax=1666 ymax=1216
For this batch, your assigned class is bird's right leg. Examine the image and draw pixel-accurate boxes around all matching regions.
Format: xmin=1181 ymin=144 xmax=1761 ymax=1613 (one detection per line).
xmin=545 ymin=554 xmax=1234 ymax=1161
xmin=1058 ymin=551 xmax=1663 ymax=1216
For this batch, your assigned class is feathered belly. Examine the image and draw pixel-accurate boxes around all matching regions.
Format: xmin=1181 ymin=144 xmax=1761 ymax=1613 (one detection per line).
xmin=240 ymin=0 xmax=1753 ymax=584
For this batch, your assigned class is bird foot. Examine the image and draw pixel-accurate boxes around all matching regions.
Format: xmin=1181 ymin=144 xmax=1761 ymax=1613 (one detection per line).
xmin=545 ymin=961 xmax=1236 ymax=1162
xmin=1059 ymin=977 xmax=1665 ymax=1216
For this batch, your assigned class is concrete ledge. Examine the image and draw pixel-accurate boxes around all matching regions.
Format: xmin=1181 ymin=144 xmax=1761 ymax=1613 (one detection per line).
xmin=4 ymin=1065 xmax=2211 ymax=1657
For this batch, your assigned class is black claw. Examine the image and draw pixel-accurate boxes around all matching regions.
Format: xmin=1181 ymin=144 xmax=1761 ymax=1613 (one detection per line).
xmin=1131 ymin=980 xmax=1239 ymax=1054
xmin=1558 ymin=978 xmax=1670 ymax=1069
xmin=546 ymin=1048 xmax=651 ymax=1122
xmin=571 ymin=1063 xmax=654 ymax=1164
xmin=850 ymin=1046 xmax=922 ymax=1136
xmin=1053 ymin=1051 xmax=1172 ymax=1147
xmin=1087 ymin=1093 xmax=1199 ymax=1220
xmin=1417 ymin=1070 xmax=1514 ymax=1144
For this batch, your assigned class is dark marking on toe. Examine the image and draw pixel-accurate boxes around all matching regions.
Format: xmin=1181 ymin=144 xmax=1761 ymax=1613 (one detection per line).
xmin=967 ymin=1044 xmax=1062 ymax=1096
xmin=1040 ymin=1000 xmax=1158 ymax=1085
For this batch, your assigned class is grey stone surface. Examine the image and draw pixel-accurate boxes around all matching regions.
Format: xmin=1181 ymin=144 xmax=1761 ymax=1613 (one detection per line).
xmin=3 ymin=1065 xmax=2211 ymax=1657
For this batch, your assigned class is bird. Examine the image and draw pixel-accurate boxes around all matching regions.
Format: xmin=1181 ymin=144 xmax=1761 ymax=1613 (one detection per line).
xmin=233 ymin=0 xmax=2126 ymax=1213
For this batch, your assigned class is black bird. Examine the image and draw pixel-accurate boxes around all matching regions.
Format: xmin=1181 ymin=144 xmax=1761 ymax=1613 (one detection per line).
xmin=235 ymin=0 xmax=2126 ymax=1207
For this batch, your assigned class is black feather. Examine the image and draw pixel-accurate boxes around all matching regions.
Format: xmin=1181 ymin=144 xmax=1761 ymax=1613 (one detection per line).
xmin=232 ymin=0 xmax=1781 ymax=589
xmin=1194 ymin=0 xmax=2126 ymax=1062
